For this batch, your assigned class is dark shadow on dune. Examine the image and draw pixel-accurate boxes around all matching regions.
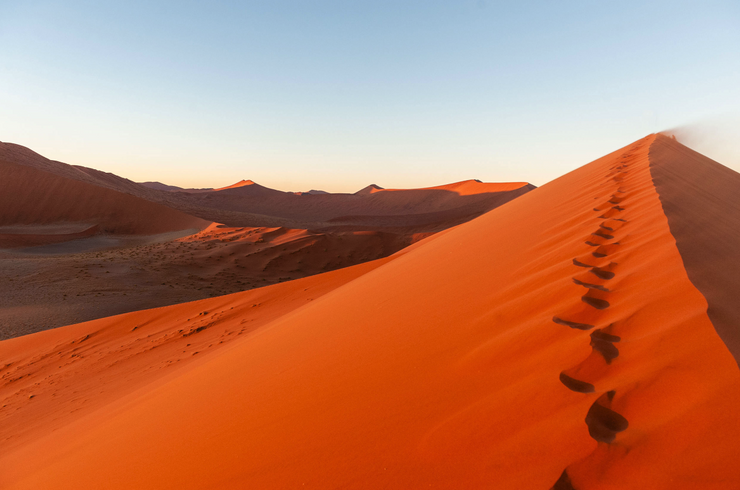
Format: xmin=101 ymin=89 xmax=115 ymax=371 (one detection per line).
xmin=552 ymin=316 xmax=595 ymax=331
xmin=585 ymin=391 xmax=628 ymax=443
xmin=650 ymin=134 xmax=740 ymax=367
xmin=572 ymin=278 xmax=609 ymax=292
xmin=551 ymin=469 xmax=577 ymax=490
xmin=581 ymin=296 xmax=609 ymax=310
xmin=590 ymin=329 xmax=620 ymax=364
xmin=589 ymin=267 xmax=615 ymax=280
xmin=559 ymin=373 xmax=595 ymax=393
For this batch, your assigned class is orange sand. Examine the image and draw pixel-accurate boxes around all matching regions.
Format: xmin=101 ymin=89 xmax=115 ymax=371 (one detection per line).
xmin=373 ymin=179 xmax=531 ymax=196
xmin=213 ymin=179 xmax=256 ymax=191
xmin=1 ymin=135 xmax=739 ymax=488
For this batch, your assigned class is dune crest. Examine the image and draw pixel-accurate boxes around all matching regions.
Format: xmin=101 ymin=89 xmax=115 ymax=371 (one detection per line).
xmin=213 ymin=179 xmax=256 ymax=191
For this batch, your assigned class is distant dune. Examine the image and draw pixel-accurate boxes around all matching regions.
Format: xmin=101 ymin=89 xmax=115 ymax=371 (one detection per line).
xmin=0 ymin=140 xmax=532 ymax=337
xmin=0 ymin=222 xmax=432 ymax=340
xmin=154 ymin=178 xmax=534 ymax=231
xmin=138 ymin=181 xmax=187 ymax=192
xmin=2 ymin=135 xmax=738 ymax=488
xmin=0 ymin=141 xmax=209 ymax=244
xmin=0 ymin=140 xmax=533 ymax=233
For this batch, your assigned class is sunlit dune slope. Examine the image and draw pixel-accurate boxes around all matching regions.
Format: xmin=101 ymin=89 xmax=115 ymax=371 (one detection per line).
xmin=2 ymin=135 xmax=739 ymax=489
xmin=0 ymin=257 xmax=394 ymax=457
xmin=0 ymin=154 xmax=208 ymax=241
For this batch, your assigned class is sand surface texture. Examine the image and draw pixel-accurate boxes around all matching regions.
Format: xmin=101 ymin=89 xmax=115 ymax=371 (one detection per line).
xmin=0 ymin=224 xmax=429 ymax=339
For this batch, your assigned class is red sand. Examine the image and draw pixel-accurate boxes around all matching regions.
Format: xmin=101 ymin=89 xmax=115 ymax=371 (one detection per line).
xmin=1 ymin=135 xmax=739 ymax=488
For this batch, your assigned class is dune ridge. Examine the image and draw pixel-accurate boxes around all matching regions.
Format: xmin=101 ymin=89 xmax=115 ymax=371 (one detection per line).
xmin=1 ymin=141 xmax=526 ymax=338
xmin=0 ymin=141 xmax=535 ymax=231
xmin=0 ymin=156 xmax=208 ymax=237
xmin=1 ymin=135 xmax=739 ymax=488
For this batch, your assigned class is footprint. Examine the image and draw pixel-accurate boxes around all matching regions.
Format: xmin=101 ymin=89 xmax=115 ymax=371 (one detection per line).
xmin=585 ymin=391 xmax=628 ymax=443
xmin=552 ymin=316 xmax=595 ymax=331
xmin=589 ymin=264 xmax=616 ymax=280
xmin=550 ymin=470 xmax=577 ymax=490
xmin=590 ymin=329 xmax=620 ymax=364
xmin=582 ymin=295 xmax=610 ymax=309
xmin=592 ymin=243 xmax=620 ymax=258
xmin=599 ymin=207 xmax=625 ymax=219
xmin=559 ymin=373 xmax=595 ymax=393
xmin=592 ymin=229 xmax=615 ymax=240
xmin=572 ymin=278 xmax=609 ymax=292
xmin=599 ymin=220 xmax=625 ymax=232
xmin=573 ymin=258 xmax=594 ymax=268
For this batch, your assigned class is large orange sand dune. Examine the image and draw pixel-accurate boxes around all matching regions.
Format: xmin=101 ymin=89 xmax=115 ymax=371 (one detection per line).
xmin=1 ymin=135 xmax=739 ymax=488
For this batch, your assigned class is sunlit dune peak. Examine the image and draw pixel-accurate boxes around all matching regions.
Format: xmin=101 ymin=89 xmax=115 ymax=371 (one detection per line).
xmin=214 ymin=179 xmax=256 ymax=191
xmin=354 ymin=184 xmax=384 ymax=195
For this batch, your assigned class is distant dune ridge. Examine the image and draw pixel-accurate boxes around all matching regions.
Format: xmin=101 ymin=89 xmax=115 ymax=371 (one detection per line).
xmin=138 ymin=177 xmax=534 ymax=231
xmin=0 ymin=139 xmax=533 ymax=235
xmin=0 ymin=140 xmax=531 ymax=337
xmin=0 ymin=142 xmax=209 ymax=239
xmin=1 ymin=134 xmax=738 ymax=488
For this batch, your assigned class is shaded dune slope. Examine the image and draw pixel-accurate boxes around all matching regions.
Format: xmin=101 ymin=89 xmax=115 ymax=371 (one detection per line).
xmin=2 ymin=136 xmax=739 ymax=488
xmin=0 ymin=140 xmax=533 ymax=232
xmin=172 ymin=179 xmax=535 ymax=231
xmin=0 ymin=142 xmax=534 ymax=233
xmin=650 ymin=134 xmax=740 ymax=365
xmin=0 ymin=141 xmax=158 ymax=199
xmin=0 ymin=157 xmax=208 ymax=238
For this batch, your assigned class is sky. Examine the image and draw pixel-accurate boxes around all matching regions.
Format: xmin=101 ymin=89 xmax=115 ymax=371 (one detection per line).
xmin=1 ymin=0 xmax=739 ymax=192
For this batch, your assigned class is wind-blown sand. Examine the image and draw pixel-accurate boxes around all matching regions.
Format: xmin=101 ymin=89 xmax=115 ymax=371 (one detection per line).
xmin=1 ymin=135 xmax=738 ymax=488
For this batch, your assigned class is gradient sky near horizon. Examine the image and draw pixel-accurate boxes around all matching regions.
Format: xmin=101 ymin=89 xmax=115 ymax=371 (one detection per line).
xmin=1 ymin=1 xmax=739 ymax=192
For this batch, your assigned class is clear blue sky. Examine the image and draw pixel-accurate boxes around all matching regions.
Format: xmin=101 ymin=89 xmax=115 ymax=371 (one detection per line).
xmin=1 ymin=0 xmax=739 ymax=192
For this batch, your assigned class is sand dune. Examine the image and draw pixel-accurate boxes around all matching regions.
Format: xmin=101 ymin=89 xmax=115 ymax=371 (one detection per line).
xmin=0 ymin=257 xmax=394 ymax=457
xmin=0 ymin=152 xmax=208 ymax=240
xmin=161 ymin=178 xmax=535 ymax=231
xmin=0 ymin=140 xmax=532 ymax=339
xmin=1 ymin=140 xmax=534 ymax=232
xmin=2 ymin=135 xmax=738 ymax=488
xmin=0 ymin=223 xmax=428 ymax=339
